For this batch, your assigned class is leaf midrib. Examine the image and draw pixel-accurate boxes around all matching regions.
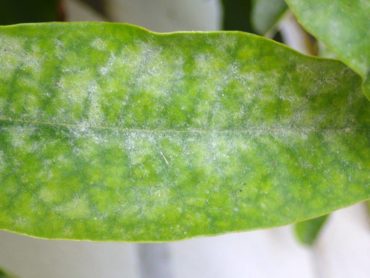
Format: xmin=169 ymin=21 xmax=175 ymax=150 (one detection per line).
xmin=0 ymin=117 xmax=367 ymax=134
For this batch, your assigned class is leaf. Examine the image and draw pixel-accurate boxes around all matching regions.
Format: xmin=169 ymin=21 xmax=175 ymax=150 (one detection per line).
xmin=0 ymin=23 xmax=369 ymax=241
xmin=0 ymin=0 xmax=60 ymax=25
xmin=285 ymin=0 xmax=370 ymax=99
xmin=221 ymin=0 xmax=254 ymax=32
xmin=0 ymin=268 xmax=16 ymax=278
xmin=252 ymin=0 xmax=288 ymax=35
xmin=294 ymin=215 xmax=329 ymax=245
xmin=0 ymin=269 xmax=7 ymax=278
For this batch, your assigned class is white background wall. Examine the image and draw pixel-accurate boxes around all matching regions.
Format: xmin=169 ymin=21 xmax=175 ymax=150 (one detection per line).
xmin=1 ymin=1 xmax=369 ymax=277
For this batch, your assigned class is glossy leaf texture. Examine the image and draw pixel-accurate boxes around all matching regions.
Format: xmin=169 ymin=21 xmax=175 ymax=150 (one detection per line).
xmin=0 ymin=23 xmax=369 ymax=241
xmin=252 ymin=0 xmax=287 ymax=35
xmin=294 ymin=215 xmax=329 ymax=245
xmin=285 ymin=0 xmax=370 ymax=99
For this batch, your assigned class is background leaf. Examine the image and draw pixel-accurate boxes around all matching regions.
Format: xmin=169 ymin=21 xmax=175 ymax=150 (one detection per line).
xmin=285 ymin=0 xmax=370 ymax=99
xmin=0 ymin=0 xmax=60 ymax=25
xmin=251 ymin=0 xmax=287 ymax=35
xmin=221 ymin=0 xmax=254 ymax=32
xmin=0 ymin=268 xmax=16 ymax=278
xmin=0 ymin=23 xmax=369 ymax=241
xmin=294 ymin=215 xmax=329 ymax=245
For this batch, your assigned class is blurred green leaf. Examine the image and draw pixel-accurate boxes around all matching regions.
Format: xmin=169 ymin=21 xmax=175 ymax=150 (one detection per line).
xmin=286 ymin=0 xmax=370 ymax=99
xmin=252 ymin=0 xmax=287 ymax=35
xmin=294 ymin=215 xmax=329 ymax=245
xmin=318 ymin=42 xmax=338 ymax=60
xmin=0 ymin=0 xmax=60 ymax=25
xmin=0 ymin=268 xmax=16 ymax=278
xmin=221 ymin=0 xmax=254 ymax=32
xmin=0 ymin=23 xmax=369 ymax=241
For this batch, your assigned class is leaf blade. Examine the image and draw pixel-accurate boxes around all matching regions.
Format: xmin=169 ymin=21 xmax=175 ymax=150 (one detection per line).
xmin=285 ymin=0 xmax=370 ymax=98
xmin=0 ymin=23 xmax=369 ymax=241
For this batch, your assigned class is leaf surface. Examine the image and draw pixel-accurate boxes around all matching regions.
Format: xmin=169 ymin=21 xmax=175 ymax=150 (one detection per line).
xmin=0 ymin=23 xmax=369 ymax=241
xmin=285 ymin=0 xmax=370 ymax=98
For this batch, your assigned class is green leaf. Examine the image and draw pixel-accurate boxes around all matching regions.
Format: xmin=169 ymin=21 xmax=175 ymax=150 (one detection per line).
xmin=294 ymin=214 xmax=329 ymax=245
xmin=252 ymin=0 xmax=288 ymax=35
xmin=221 ymin=0 xmax=254 ymax=32
xmin=285 ymin=0 xmax=370 ymax=99
xmin=0 ymin=269 xmax=7 ymax=278
xmin=0 ymin=268 xmax=16 ymax=278
xmin=0 ymin=23 xmax=369 ymax=241
xmin=0 ymin=0 xmax=59 ymax=25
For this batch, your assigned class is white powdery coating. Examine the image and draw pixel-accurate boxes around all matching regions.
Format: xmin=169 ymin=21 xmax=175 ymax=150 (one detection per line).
xmin=8 ymin=126 xmax=28 ymax=148
xmin=91 ymin=37 xmax=108 ymax=51
xmin=0 ymin=35 xmax=42 ymax=81
xmin=0 ymin=98 xmax=7 ymax=116
xmin=56 ymin=195 xmax=91 ymax=219
xmin=113 ymin=41 xmax=185 ymax=97
xmin=54 ymin=38 xmax=65 ymax=59
xmin=99 ymin=53 xmax=116 ymax=76
xmin=87 ymin=81 xmax=103 ymax=124
xmin=0 ymin=150 xmax=5 ymax=172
